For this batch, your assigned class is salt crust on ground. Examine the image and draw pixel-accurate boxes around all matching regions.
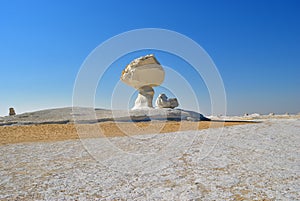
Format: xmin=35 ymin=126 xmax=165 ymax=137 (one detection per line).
xmin=0 ymin=119 xmax=299 ymax=200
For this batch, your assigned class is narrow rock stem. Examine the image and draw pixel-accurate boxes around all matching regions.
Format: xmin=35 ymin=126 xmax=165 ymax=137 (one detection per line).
xmin=132 ymin=86 xmax=154 ymax=109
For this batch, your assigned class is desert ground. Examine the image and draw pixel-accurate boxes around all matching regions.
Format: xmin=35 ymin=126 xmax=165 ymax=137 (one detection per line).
xmin=0 ymin=121 xmax=248 ymax=145
xmin=0 ymin=109 xmax=299 ymax=200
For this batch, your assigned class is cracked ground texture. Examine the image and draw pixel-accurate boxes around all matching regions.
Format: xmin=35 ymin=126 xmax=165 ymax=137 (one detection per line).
xmin=0 ymin=119 xmax=299 ymax=200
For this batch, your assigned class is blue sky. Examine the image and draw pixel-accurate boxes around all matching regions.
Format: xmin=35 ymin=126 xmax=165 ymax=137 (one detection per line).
xmin=0 ymin=0 xmax=299 ymax=116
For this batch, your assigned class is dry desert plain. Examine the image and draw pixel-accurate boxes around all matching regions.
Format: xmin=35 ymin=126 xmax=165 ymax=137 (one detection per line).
xmin=0 ymin=108 xmax=299 ymax=200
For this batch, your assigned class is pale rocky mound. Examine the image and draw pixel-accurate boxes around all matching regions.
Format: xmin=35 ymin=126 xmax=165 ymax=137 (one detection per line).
xmin=0 ymin=107 xmax=210 ymax=126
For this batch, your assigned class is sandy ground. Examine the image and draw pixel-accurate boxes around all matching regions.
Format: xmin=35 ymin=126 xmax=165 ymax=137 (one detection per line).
xmin=0 ymin=118 xmax=299 ymax=200
xmin=0 ymin=121 xmax=250 ymax=145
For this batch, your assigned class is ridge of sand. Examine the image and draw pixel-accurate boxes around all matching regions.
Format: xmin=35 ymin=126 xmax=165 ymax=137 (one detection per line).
xmin=0 ymin=121 xmax=251 ymax=145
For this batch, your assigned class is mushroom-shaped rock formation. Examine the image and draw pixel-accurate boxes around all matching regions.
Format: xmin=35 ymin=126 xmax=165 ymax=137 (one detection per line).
xmin=155 ymin=94 xmax=179 ymax=109
xmin=121 ymin=54 xmax=165 ymax=109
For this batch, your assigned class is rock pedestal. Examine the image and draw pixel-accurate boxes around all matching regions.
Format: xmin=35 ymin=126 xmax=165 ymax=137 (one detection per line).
xmin=132 ymin=86 xmax=154 ymax=109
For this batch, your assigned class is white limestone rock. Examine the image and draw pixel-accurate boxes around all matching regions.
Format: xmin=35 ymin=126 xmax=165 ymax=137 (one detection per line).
xmin=120 ymin=54 xmax=165 ymax=89
xmin=121 ymin=54 xmax=165 ymax=109
xmin=155 ymin=94 xmax=179 ymax=109
xmin=132 ymin=86 xmax=154 ymax=110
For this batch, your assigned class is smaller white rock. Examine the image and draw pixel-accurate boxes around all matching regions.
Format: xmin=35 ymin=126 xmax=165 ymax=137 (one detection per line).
xmin=155 ymin=94 xmax=179 ymax=109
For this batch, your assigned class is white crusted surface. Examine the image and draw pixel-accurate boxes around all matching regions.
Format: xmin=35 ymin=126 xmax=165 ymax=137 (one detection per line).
xmin=0 ymin=119 xmax=299 ymax=200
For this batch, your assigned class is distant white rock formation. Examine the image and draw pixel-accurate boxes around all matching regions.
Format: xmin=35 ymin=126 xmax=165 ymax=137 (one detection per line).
xmin=155 ymin=94 xmax=179 ymax=109
xmin=248 ymin=113 xmax=260 ymax=118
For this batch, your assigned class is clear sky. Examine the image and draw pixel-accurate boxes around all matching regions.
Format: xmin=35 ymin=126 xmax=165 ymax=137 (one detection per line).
xmin=0 ymin=0 xmax=299 ymax=116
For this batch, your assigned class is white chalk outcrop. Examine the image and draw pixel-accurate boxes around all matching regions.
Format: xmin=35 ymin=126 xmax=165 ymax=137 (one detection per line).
xmin=121 ymin=54 xmax=165 ymax=109
xmin=121 ymin=54 xmax=164 ymax=89
xmin=155 ymin=94 xmax=179 ymax=109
